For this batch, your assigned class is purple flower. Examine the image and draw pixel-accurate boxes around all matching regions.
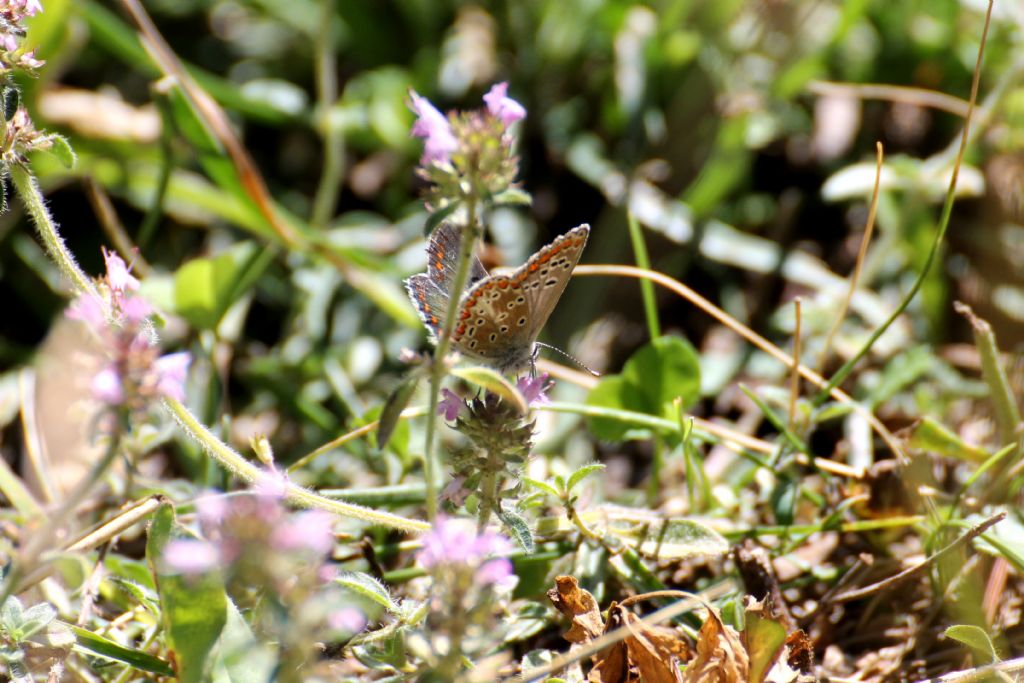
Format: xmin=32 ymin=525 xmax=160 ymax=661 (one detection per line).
xmin=162 ymin=539 xmax=222 ymax=576
xmin=102 ymin=248 xmax=139 ymax=293
xmin=327 ymin=607 xmax=366 ymax=633
xmin=484 ymin=82 xmax=526 ymax=127
xmin=417 ymin=517 xmax=514 ymax=587
xmin=91 ymin=366 xmax=124 ymax=405
xmin=440 ymin=475 xmax=471 ymax=507
xmin=437 ymin=388 xmax=466 ymax=421
xmin=475 ymin=557 xmax=515 ymax=588
xmin=516 ymin=373 xmax=553 ymax=406
xmin=154 ymin=352 xmax=191 ymax=401
xmin=121 ymin=295 xmax=153 ymax=324
xmin=409 ymin=90 xmax=458 ymax=165
xmin=270 ymin=510 xmax=335 ymax=555
xmin=24 ymin=0 xmax=42 ymax=15
xmin=196 ymin=493 xmax=229 ymax=527
xmin=66 ymin=293 xmax=105 ymax=332
xmin=253 ymin=468 xmax=290 ymax=499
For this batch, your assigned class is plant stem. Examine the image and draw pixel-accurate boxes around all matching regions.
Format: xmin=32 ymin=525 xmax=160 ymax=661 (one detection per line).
xmin=811 ymin=3 xmax=992 ymax=407
xmin=477 ymin=451 xmax=500 ymax=532
xmin=309 ymin=0 xmax=343 ymax=228
xmin=627 ymin=212 xmax=661 ymax=339
xmin=10 ymin=164 xmax=98 ymax=298
xmin=166 ymin=398 xmax=430 ymax=532
xmin=423 ymin=196 xmax=480 ymax=521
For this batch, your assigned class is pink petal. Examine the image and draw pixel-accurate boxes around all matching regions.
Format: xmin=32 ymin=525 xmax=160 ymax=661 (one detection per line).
xmin=66 ymin=293 xmax=105 ymax=332
xmin=103 ymin=248 xmax=139 ymax=292
xmin=270 ymin=510 xmax=335 ymax=555
xmin=91 ymin=366 xmax=124 ymax=405
xmin=327 ymin=607 xmax=366 ymax=633
xmin=409 ymin=90 xmax=457 ymax=165
xmin=154 ymin=352 xmax=190 ymax=401
xmin=162 ymin=539 xmax=221 ymax=575
xmin=484 ymin=82 xmax=526 ymax=126
xmin=121 ymin=295 xmax=153 ymax=324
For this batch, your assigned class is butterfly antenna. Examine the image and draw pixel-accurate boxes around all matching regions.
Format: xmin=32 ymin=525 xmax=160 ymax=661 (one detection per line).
xmin=534 ymin=342 xmax=601 ymax=377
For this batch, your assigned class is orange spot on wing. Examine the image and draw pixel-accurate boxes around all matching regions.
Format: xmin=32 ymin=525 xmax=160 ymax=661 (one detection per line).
xmin=498 ymin=280 xmax=509 ymax=289
xmin=529 ymin=263 xmax=539 ymax=272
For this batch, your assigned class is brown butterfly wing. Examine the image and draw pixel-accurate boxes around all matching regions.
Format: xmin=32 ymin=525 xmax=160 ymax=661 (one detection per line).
xmin=518 ymin=224 xmax=589 ymax=337
xmin=450 ymin=274 xmax=535 ymax=372
xmin=449 ymin=224 xmax=589 ymax=373
xmin=426 ymin=222 xmax=489 ymax=291
xmin=406 ymin=222 xmax=492 ymax=341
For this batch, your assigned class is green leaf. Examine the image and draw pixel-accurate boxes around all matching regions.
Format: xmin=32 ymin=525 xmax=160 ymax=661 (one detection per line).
xmin=497 ymin=508 xmax=535 ymax=554
xmin=205 ymin=602 xmax=276 ymax=681
xmin=451 ymin=366 xmax=528 ymax=414
xmin=69 ymin=624 xmax=175 ymax=677
xmin=490 ymin=187 xmax=533 ymax=206
xmin=145 ymin=503 xmax=227 ymax=683
xmin=565 ymin=463 xmax=606 ymax=493
xmin=173 ymin=242 xmax=267 ymax=330
xmin=585 ymin=375 xmax=648 ymax=441
xmin=743 ymin=601 xmax=788 ymax=683
xmin=377 ymin=374 xmax=420 ymax=450
xmin=586 ymin=336 xmax=701 ymax=441
xmin=622 ymin=336 xmax=702 ymax=414
xmin=601 ymin=512 xmax=729 ymax=560
xmin=770 ymin=477 xmax=798 ymax=526
xmin=521 ymin=477 xmax=561 ymax=499
xmin=908 ymin=416 xmax=989 ymax=463
xmin=335 ymin=571 xmax=398 ymax=613
xmin=47 ymin=135 xmax=77 ymax=169
xmin=944 ymin=624 xmax=1000 ymax=664
xmin=1 ymin=596 xmax=23 ymax=627
xmin=19 ymin=603 xmax=56 ymax=639
xmin=973 ymin=510 xmax=1024 ymax=574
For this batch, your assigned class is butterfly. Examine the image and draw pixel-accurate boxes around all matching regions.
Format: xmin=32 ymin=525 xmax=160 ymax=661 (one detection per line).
xmin=405 ymin=222 xmax=590 ymax=374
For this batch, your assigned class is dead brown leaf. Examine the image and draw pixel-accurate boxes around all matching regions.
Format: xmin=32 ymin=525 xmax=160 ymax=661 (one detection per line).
xmin=682 ymin=606 xmax=749 ymax=683
xmin=548 ymin=575 xmax=605 ymax=644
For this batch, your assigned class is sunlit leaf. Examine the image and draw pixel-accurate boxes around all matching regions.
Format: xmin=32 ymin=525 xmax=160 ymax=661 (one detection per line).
xmin=451 ymin=366 xmax=528 ymax=414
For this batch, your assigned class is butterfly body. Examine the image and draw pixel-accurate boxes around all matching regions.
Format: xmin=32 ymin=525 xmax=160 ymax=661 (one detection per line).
xmin=406 ymin=223 xmax=589 ymax=374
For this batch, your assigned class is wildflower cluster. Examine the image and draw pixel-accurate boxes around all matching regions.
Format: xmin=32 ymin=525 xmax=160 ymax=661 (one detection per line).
xmin=410 ymin=82 xmax=526 ymax=209
xmin=163 ymin=472 xmax=365 ymax=674
xmin=411 ymin=517 xmax=517 ymax=678
xmin=163 ymin=472 xmax=337 ymax=587
xmin=66 ymin=248 xmax=190 ymax=412
xmin=438 ymin=374 xmax=553 ymax=513
xmin=0 ymin=0 xmax=43 ymax=73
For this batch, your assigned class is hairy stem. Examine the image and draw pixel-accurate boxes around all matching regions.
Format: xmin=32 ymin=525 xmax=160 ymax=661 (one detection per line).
xmin=424 ymin=196 xmax=480 ymax=521
xmin=10 ymin=164 xmax=97 ymax=298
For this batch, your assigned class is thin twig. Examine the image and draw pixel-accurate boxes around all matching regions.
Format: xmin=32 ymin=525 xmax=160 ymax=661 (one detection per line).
xmin=310 ymin=0 xmax=344 ymax=227
xmin=118 ymin=0 xmax=303 ymax=247
xmin=788 ymin=297 xmax=802 ymax=428
xmin=814 ymin=0 xmax=994 ymax=408
xmin=831 ymin=512 xmax=1005 ymax=604
xmin=84 ymin=177 xmax=151 ymax=276
xmin=807 ymin=81 xmax=970 ymax=117
xmin=573 ymin=264 xmax=904 ymax=459
xmin=818 ymin=141 xmax=883 ymax=372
